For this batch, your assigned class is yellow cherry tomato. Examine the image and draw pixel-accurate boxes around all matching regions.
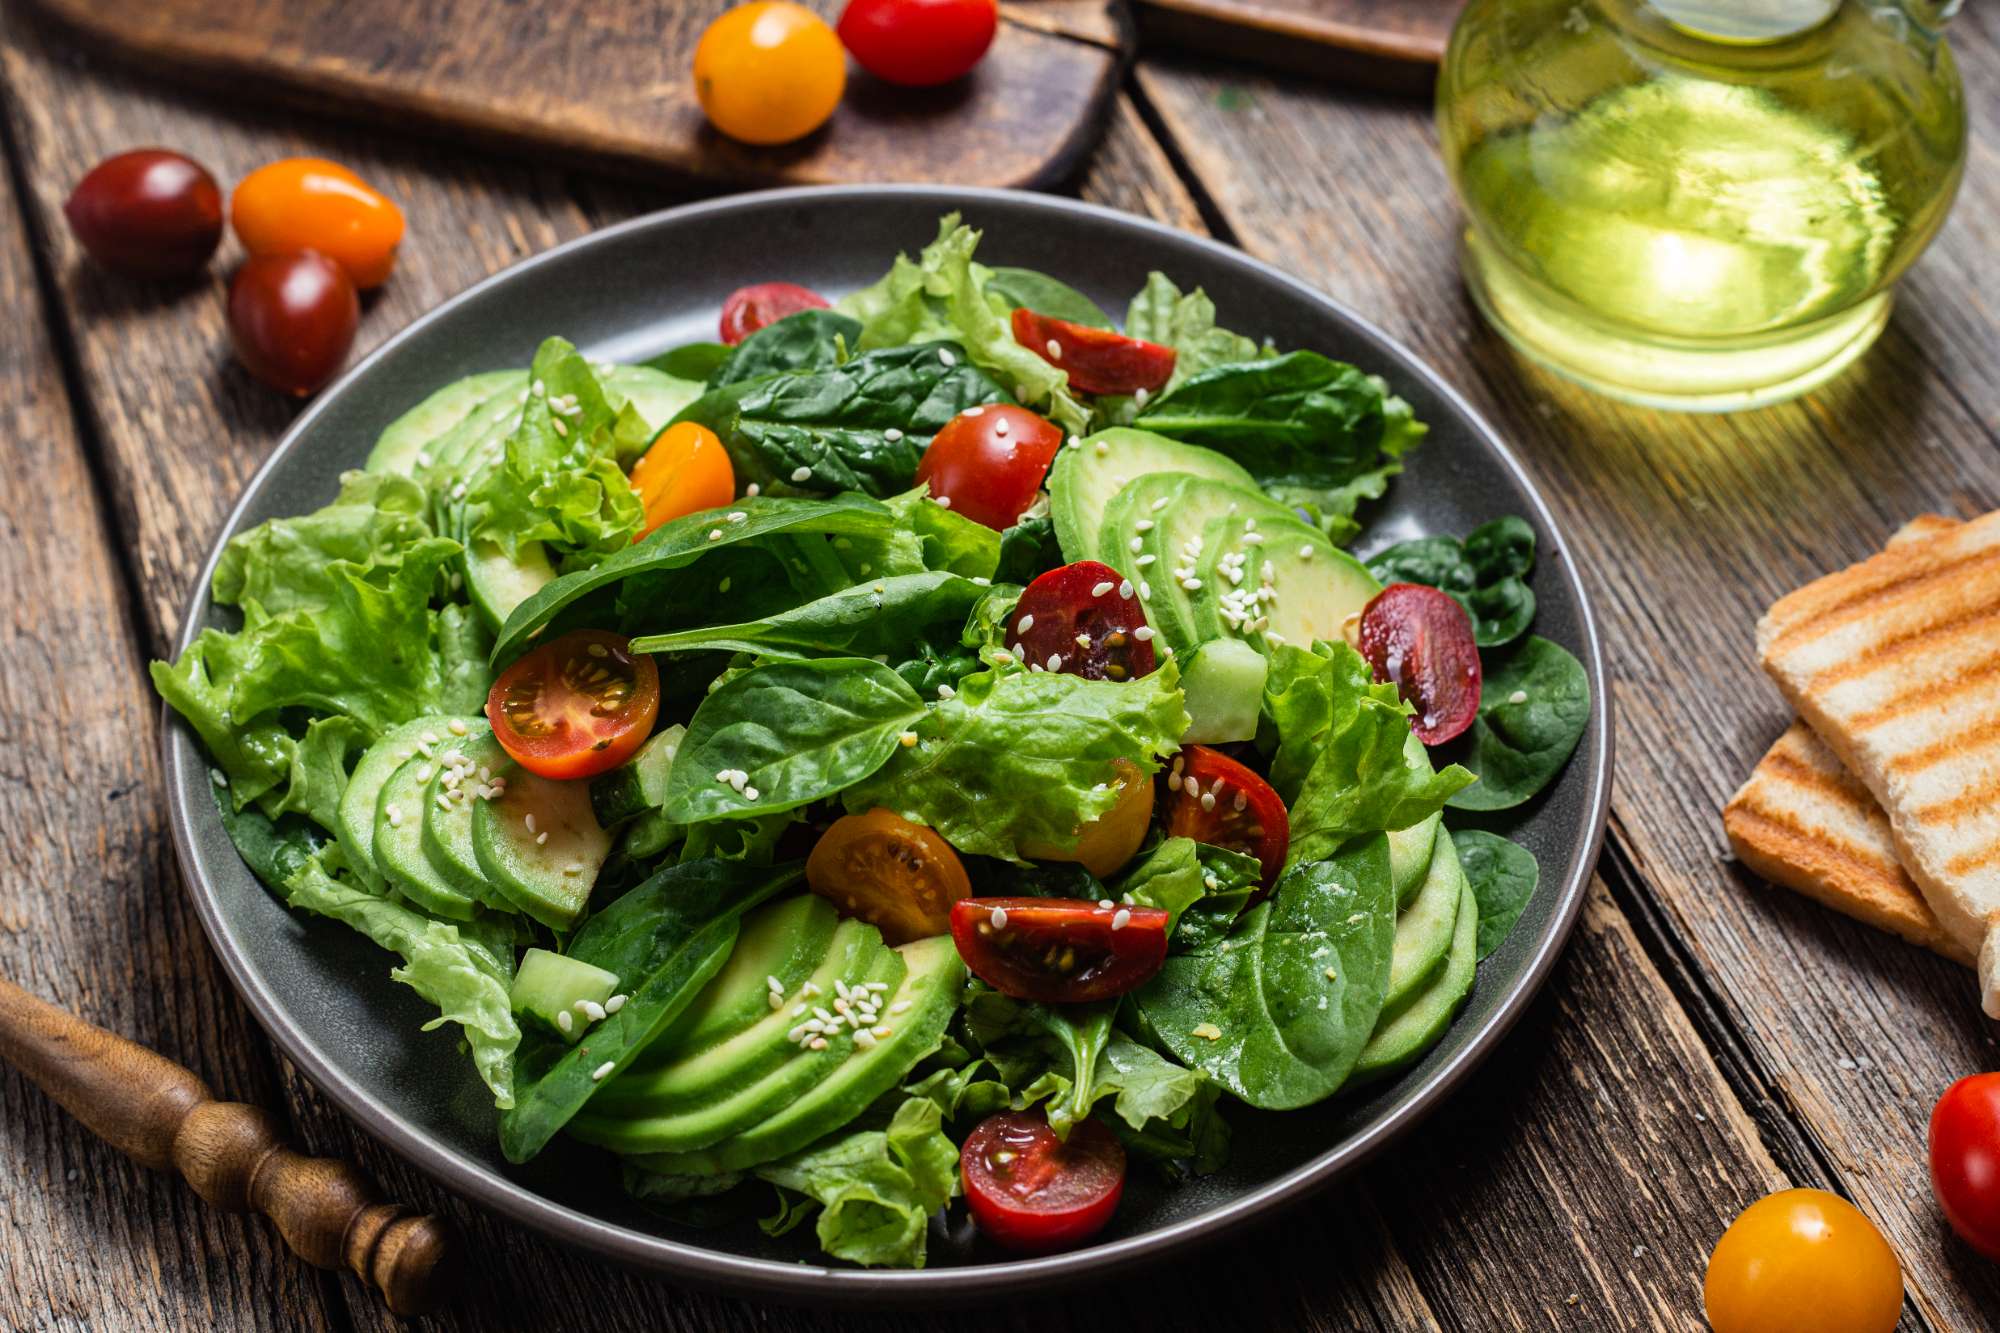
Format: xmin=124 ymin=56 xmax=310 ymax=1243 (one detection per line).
xmin=807 ymin=808 xmax=971 ymax=944
xmin=1021 ymin=758 xmax=1155 ymax=879
xmin=231 ymin=158 xmax=404 ymax=289
xmin=630 ymin=422 xmax=736 ymax=537
xmin=1705 ymin=1189 xmax=1903 ymax=1333
xmin=693 ymin=2 xmax=846 ymax=146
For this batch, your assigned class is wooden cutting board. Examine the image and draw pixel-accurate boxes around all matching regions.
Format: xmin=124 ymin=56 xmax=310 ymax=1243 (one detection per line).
xmin=24 ymin=0 xmax=1129 ymax=188
xmin=1136 ymin=0 xmax=1462 ymax=91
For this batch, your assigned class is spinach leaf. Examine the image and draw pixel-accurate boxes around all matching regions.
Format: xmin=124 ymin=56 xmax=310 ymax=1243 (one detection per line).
xmin=664 ymin=659 xmax=926 ymax=825
xmin=710 ymin=309 xmax=864 ymax=387
xmin=985 ymin=266 xmax=1114 ymax=330
xmin=1133 ymin=836 xmax=1397 ymax=1110
xmin=891 ymin=633 xmax=980 ymax=700
xmin=646 ymin=342 xmax=731 ymax=383
xmin=967 ymin=857 xmax=1104 ymax=901
xmin=1366 ymin=516 xmax=1537 ymax=648
xmin=994 ymin=513 xmax=1063 ymax=585
xmin=213 ymin=786 xmax=326 ymax=894
xmin=498 ymin=858 xmax=802 ymax=1161
xmin=1445 ymin=635 xmax=1590 ymax=812
xmin=1135 ymin=350 xmax=1386 ymax=488
xmin=842 ymin=662 xmax=1187 ymax=862
xmin=673 ymin=341 xmax=1013 ymax=497
xmin=491 ymin=493 xmax=895 ymax=661
xmin=1452 ymin=829 xmax=1539 ymax=959
xmin=631 ymin=572 xmax=989 ymax=662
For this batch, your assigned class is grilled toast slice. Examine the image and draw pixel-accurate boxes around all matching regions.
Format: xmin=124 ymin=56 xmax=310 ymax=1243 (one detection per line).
xmin=1758 ymin=511 xmax=2000 ymax=1013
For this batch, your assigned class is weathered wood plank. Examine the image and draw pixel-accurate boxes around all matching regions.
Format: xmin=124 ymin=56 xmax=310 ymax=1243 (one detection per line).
xmin=1135 ymin=31 xmax=2000 ymax=1326
xmin=0 ymin=138 xmax=339 ymax=1333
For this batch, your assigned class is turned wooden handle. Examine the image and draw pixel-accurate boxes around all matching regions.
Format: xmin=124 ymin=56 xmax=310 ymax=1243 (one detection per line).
xmin=0 ymin=974 xmax=458 ymax=1315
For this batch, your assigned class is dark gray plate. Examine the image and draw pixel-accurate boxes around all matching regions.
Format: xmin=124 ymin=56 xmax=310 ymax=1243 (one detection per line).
xmin=162 ymin=186 xmax=1610 ymax=1305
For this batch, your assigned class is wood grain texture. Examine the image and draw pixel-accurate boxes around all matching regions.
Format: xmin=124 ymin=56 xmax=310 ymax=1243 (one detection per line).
xmin=23 ymin=0 xmax=1127 ymax=190
xmin=1136 ymin=0 xmax=1459 ymax=90
xmin=1134 ymin=15 xmax=2000 ymax=1323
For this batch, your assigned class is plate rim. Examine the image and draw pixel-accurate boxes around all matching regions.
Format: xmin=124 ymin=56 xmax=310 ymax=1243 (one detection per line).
xmin=161 ymin=184 xmax=1612 ymax=1305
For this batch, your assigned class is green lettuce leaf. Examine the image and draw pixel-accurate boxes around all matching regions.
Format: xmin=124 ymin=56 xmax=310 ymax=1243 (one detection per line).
xmin=750 ymin=1098 xmax=959 ymax=1269
xmin=268 ymin=715 xmax=366 ymax=834
xmin=213 ymin=472 xmax=433 ymax=616
xmin=843 ymin=662 xmax=1188 ymax=862
xmin=1123 ymin=271 xmax=1263 ymax=392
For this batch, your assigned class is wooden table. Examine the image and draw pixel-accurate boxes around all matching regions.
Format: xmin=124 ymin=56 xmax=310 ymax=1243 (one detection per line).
xmin=2 ymin=2 xmax=1996 ymax=1327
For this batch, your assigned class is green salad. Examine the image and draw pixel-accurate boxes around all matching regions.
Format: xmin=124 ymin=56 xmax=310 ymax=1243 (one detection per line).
xmin=155 ymin=216 xmax=1589 ymax=1268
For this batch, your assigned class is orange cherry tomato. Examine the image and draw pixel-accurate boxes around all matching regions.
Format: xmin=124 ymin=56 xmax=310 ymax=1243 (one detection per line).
xmin=1021 ymin=758 xmax=1154 ymax=879
xmin=693 ymin=2 xmax=846 ymax=146
xmin=1704 ymin=1189 xmax=1903 ymax=1333
xmin=231 ymin=158 xmax=405 ymax=289
xmin=630 ymin=421 xmax=736 ymax=537
xmin=806 ymin=808 xmax=971 ymax=944
xmin=485 ymin=630 xmax=661 ymax=781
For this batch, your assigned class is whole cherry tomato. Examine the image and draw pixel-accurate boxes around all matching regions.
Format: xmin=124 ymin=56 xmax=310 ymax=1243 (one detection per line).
xmin=718 ymin=281 xmax=830 ymax=345
xmin=486 ymin=630 xmax=661 ymax=781
xmin=914 ymin=404 xmax=1064 ymax=530
xmin=838 ymin=0 xmax=999 ymax=87
xmin=693 ymin=2 xmax=845 ymax=146
xmin=1704 ymin=1189 xmax=1902 ymax=1333
xmin=962 ymin=1110 xmax=1125 ymax=1253
xmin=1355 ymin=583 xmax=1482 ymax=745
xmin=630 ymin=421 xmax=736 ymax=537
xmin=1012 ymin=309 xmax=1176 ymax=396
xmin=231 ymin=157 xmax=404 ymax=289
xmin=63 ymin=149 xmax=222 ymax=278
xmin=1931 ymin=1073 xmax=2000 ymax=1260
xmin=226 ymin=250 xmax=359 ymax=396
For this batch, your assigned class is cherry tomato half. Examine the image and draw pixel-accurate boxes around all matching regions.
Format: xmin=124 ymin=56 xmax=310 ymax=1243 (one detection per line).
xmin=485 ymin=630 xmax=661 ymax=781
xmin=1704 ymin=1189 xmax=1903 ymax=1333
xmin=1931 ymin=1073 xmax=2000 ymax=1260
xmin=227 ymin=250 xmax=359 ymax=396
xmin=694 ymin=2 xmax=846 ymax=146
xmin=1012 ymin=309 xmax=1177 ymax=397
xmin=962 ymin=1110 xmax=1125 ymax=1253
xmin=1005 ymin=560 xmax=1157 ymax=682
xmin=914 ymin=404 xmax=1064 ymax=531
xmin=1355 ymin=583 xmax=1482 ymax=745
xmin=232 ymin=158 xmax=404 ymax=289
xmin=63 ymin=149 xmax=222 ymax=278
xmin=1166 ymin=745 xmax=1289 ymax=886
xmin=838 ymin=0 xmax=998 ymax=87
xmin=949 ymin=897 xmax=1169 ymax=1003
xmin=718 ymin=281 xmax=830 ymax=345
xmin=1022 ymin=759 xmax=1155 ymax=879
xmin=807 ymin=808 xmax=971 ymax=944
xmin=631 ymin=421 xmax=736 ymax=537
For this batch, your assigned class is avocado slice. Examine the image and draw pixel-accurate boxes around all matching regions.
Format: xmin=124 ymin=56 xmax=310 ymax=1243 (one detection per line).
xmin=424 ymin=380 xmax=528 ymax=484
xmin=465 ymin=538 xmax=556 ymax=633
xmin=336 ymin=716 xmax=465 ymax=895
xmin=418 ymin=726 xmax=513 ymax=908
xmin=1114 ymin=475 xmax=1287 ymax=656
xmin=373 ymin=754 xmax=480 ymax=920
xmin=1196 ymin=509 xmax=1380 ymax=655
xmin=1388 ymin=810 xmax=1443 ymax=910
xmin=1381 ymin=828 xmax=1465 ymax=1013
xmin=602 ymin=365 xmax=703 ymax=465
xmin=1049 ymin=428 xmax=1256 ymax=565
xmin=621 ymin=934 xmax=965 ymax=1175
xmin=571 ymin=919 xmax=899 ymax=1142
xmin=364 ymin=370 xmax=523 ymax=476
xmin=470 ymin=761 xmax=611 ymax=930
xmin=1353 ymin=873 xmax=1478 ymax=1083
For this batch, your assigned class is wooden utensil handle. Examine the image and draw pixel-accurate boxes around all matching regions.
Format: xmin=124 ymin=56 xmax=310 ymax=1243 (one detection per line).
xmin=0 ymin=974 xmax=457 ymax=1315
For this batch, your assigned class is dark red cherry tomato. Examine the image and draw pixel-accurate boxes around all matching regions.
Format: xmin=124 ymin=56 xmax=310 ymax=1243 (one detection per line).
xmin=1166 ymin=745 xmax=1289 ymax=886
xmin=1932 ymin=1073 xmax=2000 ymax=1261
xmin=914 ymin=404 xmax=1063 ymax=531
xmin=962 ymin=1109 xmax=1125 ymax=1253
xmin=63 ymin=149 xmax=223 ymax=278
xmin=1012 ymin=309 xmax=1176 ymax=397
xmin=1356 ymin=583 xmax=1482 ymax=745
xmin=838 ymin=0 xmax=998 ymax=86
xmin=226 ymin=250 xmax=359 ymax=396
xmin=1005 ymin=560 xmax=1156 ymax=681
xmin=719 ymin=281 xmax=829 ymax=345
xmin=949 ymin=898 xmax=1169 ymax=1003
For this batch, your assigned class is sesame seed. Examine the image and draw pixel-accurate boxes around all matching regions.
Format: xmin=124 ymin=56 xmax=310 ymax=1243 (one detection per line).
xmin=727 ymin=511 xmax=748 ymax=523
xmin=768 ymin=992 xmax=784 ymax=1009
xmin=1299 ymin=544 xmax=1315 ymax=560
xmin=1095 ymin=441 xmax=1109 ymax=457
xmin=791 ymin=466 xmax=813 ymax=483
xmin=707 ymin=529 xmax=723 ymax=541
xmin=939 ymin=349 xmax=957 ymax=367
xmin=743 ymin=787 xmax=760 ymax=801
xmin=525 ymin=813 xmax=537 ymax=834
xmin=448 ymin=718 xmax=470 ymax=735
xmin=1075 ymin=632 xmax=1092 ymax=648
xmin=1046 ymin=653 xmax=1062 ymax=671
xmin=1112 ymin=908 xmax=1131 ymax=930
xmin=1018 ymin=614 xmax=1036 ymax=633
xmin=854 ymin=1029 xmax=878 ymax=1049
xmin=605 ymin=994 xmax=627 ymax=1013
xmin=1192 ymin=1023 xmax=1223 ymax=1041
xmin=1324 ymin=967 xmax=1339 ymax=981
xmin=993 ymin=417 xmax=1011 ymax=437
xmin=1167 ymin=773 xmax=1182 ymax=791
xmin=551 ymin=417 xmax=568 ymax=437
xmin=1509 ymin=690 xmax=1529 ymax=704
xmin=532 ymin=378 xmax=546 ymax=396
xmin=768 ymin=975 xmax=786 ymax=992
xmin=810 ymin=1037 xmax=829 ymax=1051
xmin=1181 ymin=577 xmax=1204 ymax=591
xmin=591 ymin=1061 xmax=615 ymax=1081
xmin=434 ymin=792 xmax=452 ymax=812
xmin=556 ymin=1010 xmax=573 ymax=1033
xmin=1139 ymin=580 xmax=1153 ymax=599
xmin=1133 ymin=626 xmax=1155 ymax=641
xmin=582 ymin=1000 xmax=607 ymax=1022
xmin=1134 ymin=387 xmax=1150 ymax=407
xmin=937 ymin=683 xmax=956 ymax=699
xmin=884 ymin=427 xmax=903 ymax=441
xmin=934 ymin=495 xmax=952 ymax=509
xmin=899 ymin=731 xmax=919 ymax=747
xmin=746 ymin=482 xmax=761 ymax=496
xmin=1234 ymin=791 xmax=1248 ymax=812
xmin=1118 ymin=579 xmax=1134 ymax=599
xmin=990 ymin=906 xmax=1009 ymax=930
xmin=564 ymin=862 xmax=584 ymax=875
xmin=1135 ymin=553 xmax=1157 ymax=568
xmin=1090 ymin=581 xmax=1114 ymax=598
xmin=1066 ymin=435 xmax=1082 ymax=450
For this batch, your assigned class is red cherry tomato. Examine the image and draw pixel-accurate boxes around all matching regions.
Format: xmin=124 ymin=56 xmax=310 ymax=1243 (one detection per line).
xmin=1356 ymin=583 xmax=1482 ymax=745
xmin=949 ymin=898 xmax=1169 ymax=1003
xmin=63 ymin=149 xmax=223 ymax=278
xmin=226 ymin=250 xmax=359 ymax=396
xmin=1004 ymin=560 xmax=1156 ymax=682
xmin=1012 ymin=309 xmax=1177 ymax=397
xmin=1931 ymin=1073 xmax=2000 ymax=1260
xmin=719 ymin=281 xmax=829 ymax=345
xmin=838 ymin=0 xmax=998 ymax=86
xmin=1166 ymin=745 xmax=1289 ymax=886
xmin=914 ymin=404 xmax=1063 ymax=531
xmin=962 ymin=1109 xmax=1125 ymax=1253
xmin=485 ymin=630 xmax=661 ymax=781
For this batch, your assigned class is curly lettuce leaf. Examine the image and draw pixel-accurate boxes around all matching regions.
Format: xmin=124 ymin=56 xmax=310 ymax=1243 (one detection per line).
xmin=214 ymin=472 xmax=433 ymax=616
xmin=750 ymin=1098 xmax=959 ymax=1269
